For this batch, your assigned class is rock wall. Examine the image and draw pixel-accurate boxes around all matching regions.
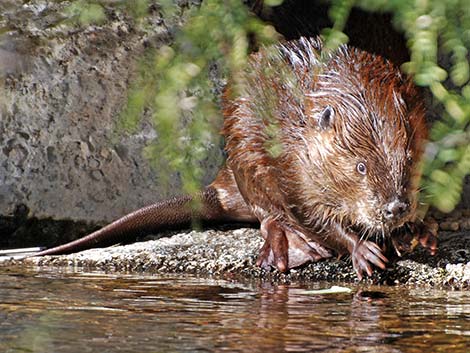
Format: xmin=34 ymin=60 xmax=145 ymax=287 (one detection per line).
xmin=0 ymin=2 xmax=220 ymax=229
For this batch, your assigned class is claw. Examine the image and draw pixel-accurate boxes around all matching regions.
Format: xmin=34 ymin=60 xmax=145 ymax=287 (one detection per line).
xmin=256 ymin=239 xmax=274 ymax=270
xmin=390 ymin=218 xmax=438 ymax=258
xmin=352 ymin=240 xmax=388 ymax=279
xmin=272 ymin=229 xmax=288 ymax=273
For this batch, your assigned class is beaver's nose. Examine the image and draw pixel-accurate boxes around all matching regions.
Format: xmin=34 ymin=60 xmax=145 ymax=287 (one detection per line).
xmin=382 ymin=199 xmax=409 ymax=221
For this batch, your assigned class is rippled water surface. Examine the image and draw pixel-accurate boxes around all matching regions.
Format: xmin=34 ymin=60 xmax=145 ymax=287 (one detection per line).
xmin=0 ymin=266 xmax=469 ymax=353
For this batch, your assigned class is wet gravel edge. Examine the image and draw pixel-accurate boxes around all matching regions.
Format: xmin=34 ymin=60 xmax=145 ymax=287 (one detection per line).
xmin=4 ymin=228 xmax=469 ymax=288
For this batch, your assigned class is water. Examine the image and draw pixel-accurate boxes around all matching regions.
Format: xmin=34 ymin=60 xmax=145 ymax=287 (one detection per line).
xmin=0 ymin=266 xmax=469 ymax=353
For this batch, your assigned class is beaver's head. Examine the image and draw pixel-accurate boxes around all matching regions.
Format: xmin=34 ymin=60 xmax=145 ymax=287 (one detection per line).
xmin=283 ymin=43 xmax=427 ymax=234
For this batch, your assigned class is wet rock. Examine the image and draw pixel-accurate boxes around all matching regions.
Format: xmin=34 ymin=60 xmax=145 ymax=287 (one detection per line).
xmin=6 ymin=227 xmax=467 ymax=289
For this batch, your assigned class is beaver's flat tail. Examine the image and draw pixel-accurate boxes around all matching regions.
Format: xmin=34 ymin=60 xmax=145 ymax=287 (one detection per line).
xmin=33 ymin=186 xmax=234 ymax=256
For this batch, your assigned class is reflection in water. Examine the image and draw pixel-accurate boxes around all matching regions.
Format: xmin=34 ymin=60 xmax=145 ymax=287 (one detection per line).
xmin=0 ymin=267 xmax=469 ymax=353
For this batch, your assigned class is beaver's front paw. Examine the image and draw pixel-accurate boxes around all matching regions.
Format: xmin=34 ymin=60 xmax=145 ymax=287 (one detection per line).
xmin=351 ymin=240 xmax=388 ymax=280
xmin=414 ymin=218 xmax=438 ymax=255
xmin=391 ymin=219 xmax=438 ymax=256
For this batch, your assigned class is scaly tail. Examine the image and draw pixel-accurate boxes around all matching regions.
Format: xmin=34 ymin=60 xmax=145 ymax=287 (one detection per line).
xmin=34 ymin=183 xmax=251 ymax=256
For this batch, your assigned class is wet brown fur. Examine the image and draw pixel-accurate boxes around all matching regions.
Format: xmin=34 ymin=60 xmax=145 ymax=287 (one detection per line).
xmin=220 ymin=37 xmax=432 ymax=276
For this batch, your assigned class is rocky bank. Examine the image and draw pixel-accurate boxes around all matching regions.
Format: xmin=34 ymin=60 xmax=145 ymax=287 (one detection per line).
xmin=4 ymin=227 xmax=468 ymax=288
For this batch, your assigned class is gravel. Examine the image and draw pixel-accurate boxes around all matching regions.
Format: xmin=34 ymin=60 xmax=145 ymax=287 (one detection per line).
xmin=6 ymin=227 xmax=469 ymax=288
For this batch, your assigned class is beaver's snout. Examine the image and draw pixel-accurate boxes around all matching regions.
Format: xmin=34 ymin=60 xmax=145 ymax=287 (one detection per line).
xmin=382 ymin=198 xmax=410 ymax=225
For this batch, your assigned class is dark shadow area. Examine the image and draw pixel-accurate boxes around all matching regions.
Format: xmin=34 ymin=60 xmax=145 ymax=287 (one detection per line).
xmin=0 ymin=204 xmax=98 ymax=250
xmin=256 ymin=0 xmax=409 ymax=65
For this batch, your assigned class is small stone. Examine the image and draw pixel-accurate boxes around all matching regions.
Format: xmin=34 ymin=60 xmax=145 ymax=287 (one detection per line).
xmin=439 ymin=221 xmax=460 ymax=231
xmin=461 ymin=219 xmax=470 ymax=230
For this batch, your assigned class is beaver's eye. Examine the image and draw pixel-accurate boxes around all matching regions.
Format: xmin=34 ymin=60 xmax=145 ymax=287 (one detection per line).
xmin=356 ymin=162 xmax=367 ymax=175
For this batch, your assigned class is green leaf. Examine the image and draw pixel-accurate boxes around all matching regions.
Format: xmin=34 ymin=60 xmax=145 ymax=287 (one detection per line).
xmin=264 ymin=0 xmax=284 ymax=6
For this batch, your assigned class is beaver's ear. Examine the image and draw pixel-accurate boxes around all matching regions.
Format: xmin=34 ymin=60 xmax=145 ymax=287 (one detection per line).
xmin=305 ymin=97 xmax=335 ymax=130
xmin=317 ymin=106 xmax=334 ymax=130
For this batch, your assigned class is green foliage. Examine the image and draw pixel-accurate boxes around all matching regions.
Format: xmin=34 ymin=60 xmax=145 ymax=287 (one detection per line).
xmin=64 ymin=0 xmax=106 ymax=25
xmin=322 ymin=0 xmax=353 ymax=50
xmin=64 ymin=0 xmax=150 ymax=25
xmin=120 ymin=0 xmax=278 ymax=195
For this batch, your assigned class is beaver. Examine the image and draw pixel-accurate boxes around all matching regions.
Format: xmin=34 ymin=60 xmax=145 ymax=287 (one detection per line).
xmin=34 ymin=37 xmax=437 ymax=279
